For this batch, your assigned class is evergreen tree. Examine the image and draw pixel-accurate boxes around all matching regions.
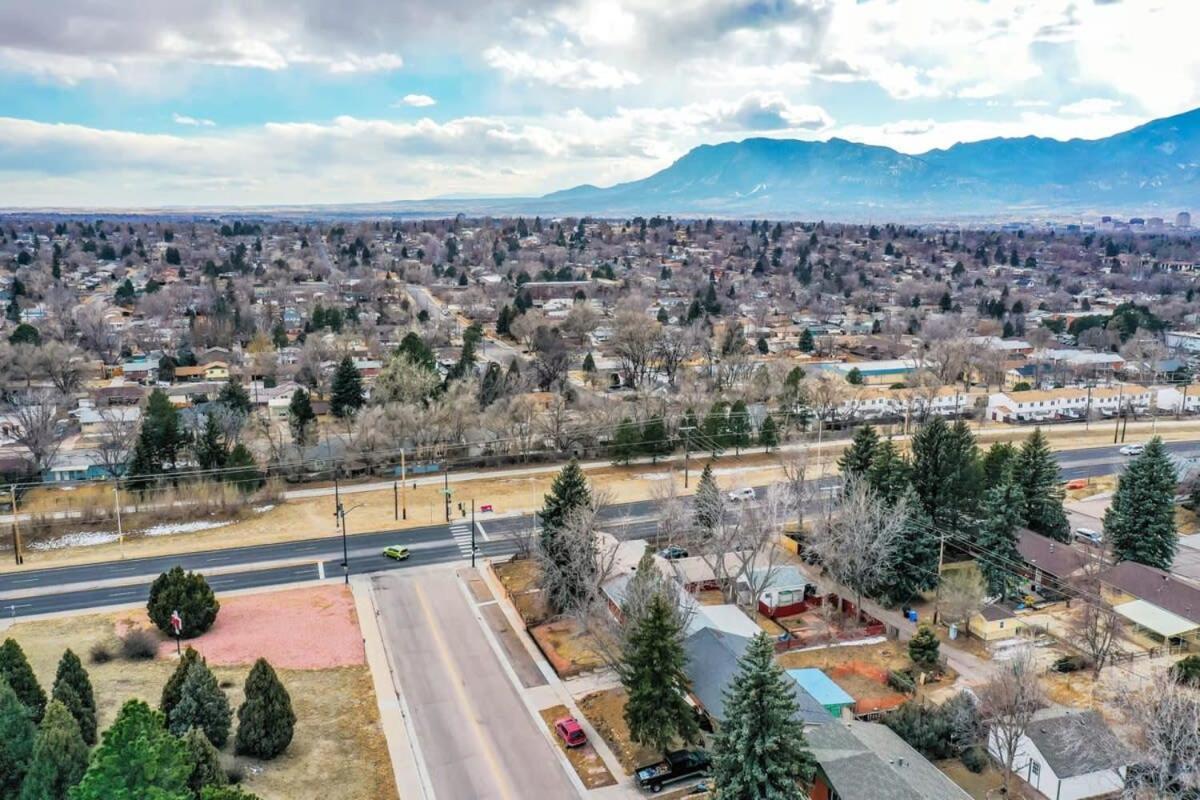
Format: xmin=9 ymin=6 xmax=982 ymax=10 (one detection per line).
xmin=908 ymin=626 xmax=941 ymax=671
xmin=0 ymin=640 xmax=45 ymax=723
xmin=581 ymin=352 xmax=595 ymax=373
xmin=711 ymin=633 xmax=816 ymax=799
xmin=910 ymin=417 xmax=980 ymax=533
xmin=1105 ymin=436 xmax=1178 ymax=569
xmin=621 ymin=595 xmax=699 ymax=755
xmin=1015 ymin=429 xmax=1070 ymax=542
xmin=182 ymin=726 xmax=228 ymax=795
xmin=161 ymin=647 xmax=203 ymax=720
xmin=976 ymin=477 xmax=1026 ymax=599
xmin=610 ymin=418 xmax=641 ymax=465
xmin=539 ymin=460 xmax=594 ymax=613
xmin=51 ymin=650 xmax=95 ymax=745
xmin=0 ymin=679 xmax=35 ymax=799
xmin=168 ymin=661 xmax=232 ymax=748
xmin=798 ymin=328 xmax=815 ymax=353
xmin=194 ymin=413 xmax=227 ymax=472
xmin=287 ymin=389 xmax=316 ymax=446
xmin=865 ymin=439 xmax=910 ymax=507
xmin=19 ymin=699 xmax=86 ymax=800
xmin=702 ymin=401 xmax=728 ymax=457
xmin=980 ymin=442 xmax=1018 ymax=487
xmin=838 ymin=425 xmax=880 ymax=482
xmin=224 ymin=444 xmax=262 ymax=492
xmin=758 ymin=415 xmax=779 ymax=451
xmin=201 ymin=787 xmax=262 ymax=800
xmin=640 ymin=416 xmax=670 ymax=462
xmin=693 ymin=464 xmax=721 ymax=534
xmin=129 ymin=389 xmax=187 ymax=482
xmin=876 ymin=486 xmax=940 ymax=607
xmin=727 ymin=400 xmax=751 ymax=455
xmin=329 ymin=356 xmax=365 ymax=419
xmin=147 ymin=566 xmax=220 ymax=639
xmin=234 ymin=659 xmax=295 ymax=760
xmin=71 ymin=699 xmax=191 ymax=800
xmin=217 ymin=381 xmax=252 ymax=416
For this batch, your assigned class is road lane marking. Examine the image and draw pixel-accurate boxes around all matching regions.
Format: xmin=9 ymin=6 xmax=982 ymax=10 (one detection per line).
xmin=413 ymin=582 xmax=515 ymax=800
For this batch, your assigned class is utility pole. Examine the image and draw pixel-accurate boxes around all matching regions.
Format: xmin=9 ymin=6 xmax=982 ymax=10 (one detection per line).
xmin=334 ymin=468 xmax=348 ymax=583
xmin=393 ymin=480 xmax=398 ymax=521
xmin=1085 ymin=384 xmax=1092 ymax=431
xmin=931 ymin=528 xmax=946 ymax=624
xmin=9 ymin=486 xmax=21 ymax=566
xmin=400 ymin=449 xmax=407 ymax=520
xmin=114 ymin=481 xmax=124 ymax=560
xmin=443 ymin=468 xmax=451 ymax=523
xmin=471 ymin=499 xmax=476 ymax=569
xmin=1113 ymin=385 xmax=1124 ymax=444
xmin=1181 ymin=384 xmax=1189 ymax=420
xmin=681 ymin=425 xmax=695 ymax=488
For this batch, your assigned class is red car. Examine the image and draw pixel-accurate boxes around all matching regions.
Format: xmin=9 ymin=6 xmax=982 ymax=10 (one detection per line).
xmin=554 ymin=716 xmax=587 ymax=748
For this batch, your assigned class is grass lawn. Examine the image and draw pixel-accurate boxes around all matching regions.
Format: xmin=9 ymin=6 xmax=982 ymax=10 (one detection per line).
xmin=1 ymin=598 xmax=396 ymax=800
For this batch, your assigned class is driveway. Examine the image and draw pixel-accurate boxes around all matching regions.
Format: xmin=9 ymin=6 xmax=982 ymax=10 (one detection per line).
xmin=371 ymin=570 xmax=579 ymax=800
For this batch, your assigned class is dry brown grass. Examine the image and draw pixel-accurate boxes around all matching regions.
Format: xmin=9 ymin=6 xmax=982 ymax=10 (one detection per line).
xmin=576 ymin=687 xmax=661 ymax=775
xmin=1 ymin=607 xmax=396 ymax=800
xmin=537 ymin=704 xmax=617 ymax=789
xmin=530 ymin=618 xmax=610 ymax=678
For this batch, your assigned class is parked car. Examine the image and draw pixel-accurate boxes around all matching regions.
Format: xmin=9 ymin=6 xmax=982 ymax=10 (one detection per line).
xmin=658 ymin=545 xmax=689 ymax=560
xmin=553 ymin=716 xmax=587 ymax=748
xmin=636 ymin=749 xmax=711 ymax=793
xmin=1120 ymin=444 xmax=1145 ymax=456
xmin=1074 ymin=528 xmax=1103 ymax=546
xmin=382 ymin=545 xmax=411 ymax=560
xmin=728 ymin=487 xmax=756 ymax=502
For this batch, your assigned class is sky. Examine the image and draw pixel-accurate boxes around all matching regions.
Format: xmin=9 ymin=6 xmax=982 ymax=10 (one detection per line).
xmin=0 ymin=0 xmax=1196 ymax=208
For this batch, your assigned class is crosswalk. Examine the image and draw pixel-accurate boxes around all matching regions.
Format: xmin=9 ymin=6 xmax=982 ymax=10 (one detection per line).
xmin=449 ymin=524 xmax=476 ymax=557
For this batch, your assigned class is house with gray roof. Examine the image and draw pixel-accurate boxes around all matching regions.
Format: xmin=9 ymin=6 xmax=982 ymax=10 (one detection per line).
xmin=987 ymin=708 xmax=1128 ymax=800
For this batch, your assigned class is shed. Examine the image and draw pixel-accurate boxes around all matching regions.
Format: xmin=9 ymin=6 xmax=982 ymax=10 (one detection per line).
xmin=968 ymin=604 xmax=1025 ymax=641
xmin=787 ymin=669 xmax=854 ymax=718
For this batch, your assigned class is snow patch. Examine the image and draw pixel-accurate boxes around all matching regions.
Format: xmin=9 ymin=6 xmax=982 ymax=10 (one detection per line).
xmin=253 ymin=504 xmax=276 ymax=514
xmin=29 ymin=531 xmax=121 ymax=551
xmin=142 ymin=520 xmax=230 ymax=537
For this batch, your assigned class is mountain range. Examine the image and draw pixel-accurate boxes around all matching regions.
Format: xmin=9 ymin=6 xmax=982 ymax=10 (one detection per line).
xmin=528 ymin=107 xmax=1200 ymax=219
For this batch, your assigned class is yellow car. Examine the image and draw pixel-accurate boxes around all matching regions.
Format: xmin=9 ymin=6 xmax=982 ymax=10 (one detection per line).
xmin=382 ymin=545 xmax=411 ymax=561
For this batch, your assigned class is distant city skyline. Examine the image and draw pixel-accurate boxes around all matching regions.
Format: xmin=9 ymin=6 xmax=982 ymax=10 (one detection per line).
xmin=0 ymin=0 xmax=1197 ymax=207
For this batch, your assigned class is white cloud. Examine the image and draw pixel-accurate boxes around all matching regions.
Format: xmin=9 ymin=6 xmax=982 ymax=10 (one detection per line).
xmin=707 ymin=92 xmax=831 ymax=131
xmin=400 ymin=94 xmax=437 ymax=107
xmin=172 ymin=113 xmax=215 ymax=127
xmin=879 ymin=119 xmax=936 ymax=136
xmin=483 ymin=46 xmax=640 ymax=89
xmin=1059 ymin=98 xmax=1123 ymax=116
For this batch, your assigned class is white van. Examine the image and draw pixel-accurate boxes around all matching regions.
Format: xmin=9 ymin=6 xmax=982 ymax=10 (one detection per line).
xmin=728 ymin=487 xmax=757 ymax=502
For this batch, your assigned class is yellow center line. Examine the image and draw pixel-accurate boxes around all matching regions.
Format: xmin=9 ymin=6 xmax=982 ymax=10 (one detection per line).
xmin=413 ymin=582 xmax=516 ymax=800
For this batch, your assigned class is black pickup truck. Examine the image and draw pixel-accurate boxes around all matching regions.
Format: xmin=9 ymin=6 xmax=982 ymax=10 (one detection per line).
xmin=635 ymin=749 xmax=711 ymax=793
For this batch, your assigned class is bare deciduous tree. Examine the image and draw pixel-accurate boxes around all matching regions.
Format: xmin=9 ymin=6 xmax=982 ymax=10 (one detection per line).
xmin=1069 ymin=556 xmax=1124 ymax=679
xmin=1117 ymin=680 xmax=1200 ymax=798
xmin=90 ymin=406 xmax=139 ymax=478
xmin=980 ymin=646 xmax=1046 ymax=797
xmin=9 ymin=391 xmax=65 ymax=476
xmin=938 ymin=567 xmax=986 ymax=628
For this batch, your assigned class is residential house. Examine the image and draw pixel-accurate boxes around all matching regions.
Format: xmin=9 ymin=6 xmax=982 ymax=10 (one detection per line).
xmin=988 ymin=708 xmax=1127 ymax=800
xmin=968 ymin=603 xmax=1026 ymax=641
xmin=1103 ymin=560 xmax=1200 ymax=647
xmin=1016 ymin=529 xmax=1088 ymax=598
xmin=76 ymin=405 xmax=140 ymax=439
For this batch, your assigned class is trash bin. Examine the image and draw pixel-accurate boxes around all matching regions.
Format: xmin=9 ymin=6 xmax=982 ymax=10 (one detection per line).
xmin=949 ymin=623 xmax=958 ymax=640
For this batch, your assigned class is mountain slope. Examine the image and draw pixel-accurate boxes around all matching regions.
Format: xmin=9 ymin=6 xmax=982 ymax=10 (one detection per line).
xmin=538 ymin=107 xmax=1200 ymax=218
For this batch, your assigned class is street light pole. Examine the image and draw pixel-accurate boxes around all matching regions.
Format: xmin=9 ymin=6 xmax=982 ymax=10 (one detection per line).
xmin=471 ymin=499 xmax=476 ymax=569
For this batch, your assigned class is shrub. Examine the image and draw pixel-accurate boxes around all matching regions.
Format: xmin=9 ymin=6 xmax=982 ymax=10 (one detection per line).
xmin=1051 ymin=655 xmax=1084 ymax=673
xmin=887 ymin=669 xmax=915 ymax=694
xmin=1171 ymin=654 xmax=1200 ymax=686
xmin=53 ymin=648 xmax=97 ymax=745
xmin=225 ymin=759 xmax=246 ymax=785
xmin=961 ymin=745 xmax=988 ymax=774
xmin=882 ymin=692 xmax=982 ymax=763
xmin=88 ymin=642 xmax=113 ymax=665
xmin=183 ymin=726 xmax=228 ymax=795
xmin=235 ymin=659 xmax=295 ymax=759
xmin=908 ymin=626 xmax=941 ymax=671
xmin=162 ymin=647 xmax=203 ymax=719
xmin=121 ymin=627 xmax=158 ymax=660
xmin=0 ymin=679 xmax=36 ymax=797
xmin=147 ymin=566 xmax=220 ymax=639
xmin=19 ymin=699 xmax=87 ymax=800
xmin=202 ymin=786 xmax=263 ymax=800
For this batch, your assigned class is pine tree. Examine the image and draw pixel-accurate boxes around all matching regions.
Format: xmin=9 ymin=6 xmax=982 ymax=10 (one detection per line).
xmin=581 ymin=351 xmax=595 ymax=373
xmin=865 ymin=439 xmax=910 ymax=507
xmin=694 ymin=464 xmax=722 ymax=534
xmin=72 ymin=700 xmax=191 ymax=800
xmin=711 ymin=633 xmax=816 ymax=799
xmin=194 ymin=412 xmax=227 ymax=472
xmin=908 ymin=626 xmax=941 ymax=671
xmin=51 ymin=650 xmax=95 ymax=745
xmin=1015 ymin=429 xmax=1069 ymax=542
xmin=611 ymin=418 xmax=641 ymax=465
xmin=540 ymin=460 xmax=591 ymax=538
xmin=980 ymin=442 xmax=1018 ymax=487
xmin=910 ymin=417 xmax=980 ymax=533
xmin=977 ymin=477 xmax=1026 ymax=600
xmin=128 ymin=389 xmax=187 ymax=483
xmin=329 ymin=356 xmax=365 ymax=419
xmin=19 ymin=699 xmax=86 ymax=800
xmin=621 ymin=594 xmax=699 ymax=755
xmin=0 ymin=640 xmax=45 ymax=723
xmin=876 ymin=486 xmax=940 ymax=606
xmin=162 ymin=647 xmax=203 ymax=720
xmin=0 ymin=679 xmax=35 ymax=799
xmin=1105 ymin=436 xmax=1178 ymax=569
xmin=640 ymin=416 xmax=670 ymax=462
xmin=727 ymin=400 xmax=751 ymax=455
xmin=838 ymin=425 xmax=880 ymax=482
xmin=147 ymin=566 xmax=220 ymax=638
xmin=758 ymin=415 xmax=779 ymax=451
xmin=702 ymin=401 xmax=728 ymax=457
xmin=235 ymin=659 xmax=295 ymax=760
xmin=182 ymin=726 xmax=228 ymax=795
xmin=217 ymin=381 xmax=252 ymax=416
xmin=168 ymin=661 xmax=232 ymax=748
xmin=287 ymin=388 xmax=316 ymax=446
xmin=201 ymin=787 xmax=263 ymax=800
xmin=224 ymin=443 xmax=262 ymax=492
xmin=798 ymin=328 xmax=815 ymax=353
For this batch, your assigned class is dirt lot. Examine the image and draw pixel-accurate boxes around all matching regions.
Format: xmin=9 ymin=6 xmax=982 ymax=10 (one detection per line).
xmin=537 ymin=704 xmax=617 ymax=789
xmin=0 ymin=589 xmax=395 ymax=800
xmin=938 ymin=759 xmax=1027 ymax=799
xmin=531 ymin=617 xmax=611 ymax=678
xmin=576 ymin=686 xmax=662 ymax=775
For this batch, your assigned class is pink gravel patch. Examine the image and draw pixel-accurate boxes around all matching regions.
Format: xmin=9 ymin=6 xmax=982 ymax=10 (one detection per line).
xmin=157 ymin=584 xmax=365 ymax=669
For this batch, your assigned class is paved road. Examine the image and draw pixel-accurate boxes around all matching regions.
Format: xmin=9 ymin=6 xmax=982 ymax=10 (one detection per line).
xmin=2 ymin=440 xmax=1197 ymax=617
xmin=372 ymin=570 xmax=578 ymax=799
